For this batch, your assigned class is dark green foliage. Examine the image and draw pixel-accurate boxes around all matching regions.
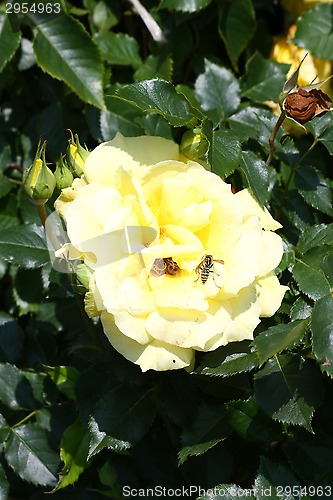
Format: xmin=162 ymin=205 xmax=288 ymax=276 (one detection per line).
xmin=1 ymin=0 xmax=333 ymax=497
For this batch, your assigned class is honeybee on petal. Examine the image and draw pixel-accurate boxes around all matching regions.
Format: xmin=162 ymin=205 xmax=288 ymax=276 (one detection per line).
xmin=194 ymin=254 xmax=224 ymax=288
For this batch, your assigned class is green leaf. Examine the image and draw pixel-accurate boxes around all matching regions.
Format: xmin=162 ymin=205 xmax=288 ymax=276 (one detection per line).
xmin=210 ymin=129 xmax=241 ymax=178
xmin=94 ymin=32 xmax=142 ymax=68
xmin=91 ymin=385 xmax=155 ymax=445
xmin=43 ymin=365 xmax=79 ymax=400
xmin=292 ymin=247 xmax=331 ymax=300
xmin=219 ymin=0 xmax=256 ymax=70
xmin=240 ymin=151 xmax=269 ymax=206
xmin=0 ymin=363 xmax=36 ymax=410
xmin=306 ymin=113 xmax=333 ymax=156
xmin=228 ymin=106 xmax=284 ymax=150
xmin=195 ymin=60 xmax=240 ymax=125
xmin=0 ymin=214 xmax=19 ymax=231
xmin=240 ymin=52 xmax=288 ymax=102
xmin=196 ymin=342 xmax=259 ymax=378
xmin=292 ymin=3 xmax=333 ymax=60
xmin=160 ymin=0 xmax=212 ymax=13
xmin=283 ymin=429 xmax=333 ymax=483
xmin=311 ymin=294 xmax=333 ymax=378
xmin=254 ymin=354 xmax=323 ymax=432
xmin=0 ymin=312 xmax=24 ymax=363
xmin=0 ymin=172 xmax=14 ymax=199
xmin=53 ymin=420 xmax=90 ymax=491
xmin=290 ymin=297 xmax=312 ymax=321
xmin=13 ymin=267 xmax=44 ymax=315
xmin=0 ymin=13 xmax=21 ymax=73
xmin=33 ymin=15 xmax=105 ymax=109
xmin=115 ymin=79 xmax=195 ymax=126
xmin=88 ymin=415 xmax=131 ymax=459
xmin=178 ymin=404 xmax=231 ymax=464
xmin=0 ymin=223 xmax=49 ymax=269
xmin=0 ymin=462 xmax=9 ymax=500
xmin=320 ymin=251 xmax=333 ymax=288
xmin=294 ymin=165 xmax=333 ymax=216
xmin=226 ymin=398 xmax=281 ymax=446
xmin=134 ymin=54 xmax=173 ymax=82
xmin=4 ymin=423 xmax=59 ymax=487
xmin=297 ymin=224 xmax=333 ymax=254
xmin=251 ymin=320 xmax=307 ymax=365
xmin=253 ymin=457 xmax=301 ymax=499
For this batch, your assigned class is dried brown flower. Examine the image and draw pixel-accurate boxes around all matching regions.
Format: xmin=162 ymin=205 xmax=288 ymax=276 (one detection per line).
xmin=284 ymin=87 xmax=332 ymax=124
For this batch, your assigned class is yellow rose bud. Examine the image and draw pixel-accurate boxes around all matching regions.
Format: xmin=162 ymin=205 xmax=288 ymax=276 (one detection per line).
xmin=54 ymin=155 xmax=74 ymax=190
xmin=23 ymin=140 xmax=56 ymax=205
xmin=67 ymin=132 xmax=89 ymax=178
xmin=180 ymin=129 xmax=209 ymax=160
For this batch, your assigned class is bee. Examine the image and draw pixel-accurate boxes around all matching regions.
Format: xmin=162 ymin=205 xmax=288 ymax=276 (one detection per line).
xmin=150 ymin=257 xmax=180 ymax=277
xmin=194 ymin=254 xmax=224 ymax=288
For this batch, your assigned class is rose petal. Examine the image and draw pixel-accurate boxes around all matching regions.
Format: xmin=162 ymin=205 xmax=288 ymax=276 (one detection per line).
xmin=256 ymin=273 xmax=288 ymax=317
xmin=101 ymin=311 xmax=193 ymax=371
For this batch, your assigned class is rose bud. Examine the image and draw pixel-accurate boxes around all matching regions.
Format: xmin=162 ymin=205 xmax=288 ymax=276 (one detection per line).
xmin=67 ymin=131 xmax=89 ymax=178
xmin=180 ymin=129 xmax=209 ymax=160
xmin=54 ymin=154 xmax=74 ymax=190
xmin=284 ymin=87 xmax=332 ymax=124
xmin=23 ymin=140 xmax=56 ymax=205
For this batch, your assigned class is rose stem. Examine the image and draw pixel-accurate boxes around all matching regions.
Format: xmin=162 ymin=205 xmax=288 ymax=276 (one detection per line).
xmin=37 ymin=203 xmax=48 ymax=227
xmin=266 ymin=112 xmax=286 ymax=166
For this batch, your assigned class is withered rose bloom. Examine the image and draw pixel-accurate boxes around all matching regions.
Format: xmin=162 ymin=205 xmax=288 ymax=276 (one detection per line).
xmin=284 ymin=88 xmax=332 ymax=124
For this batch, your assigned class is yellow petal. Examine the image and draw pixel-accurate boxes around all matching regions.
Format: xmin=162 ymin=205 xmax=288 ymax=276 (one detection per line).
xmin=222 ymin=216 xmax=262 ymax=295
xmin=101 ymin=311 xmax=193 ymax=371
xmin=235 ymin=189 xmax=282 ymax=230
xmin=256 ymin=273 xmax=288 ymax=317
xmin=108 ymin=132 xmax=180 ymax=166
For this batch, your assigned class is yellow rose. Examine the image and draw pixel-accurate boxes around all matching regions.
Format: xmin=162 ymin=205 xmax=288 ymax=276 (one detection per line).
xmin=271 ymin=25 xmax=332 ymax=92
xmin=54 ymin=133 xmax=287 ymax=372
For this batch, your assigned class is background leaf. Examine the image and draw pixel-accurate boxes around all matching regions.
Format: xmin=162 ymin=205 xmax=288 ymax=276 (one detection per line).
xmin=115 ymin=79 xmax=196 ymax=126
xmin=254 ymin=354 xmax=323 ymax=431
xmin=292 ymin=3 xmax=333 ymax=60
xmin=4 ymin=423 xmax=59 ymax=487
xmin=0 ymin=224 xmax=49 ymax=269
xmin=94 ymin=32 xmax=142 ymax=68
xmin=210 ymin=129 xmax=241 ymax=178
xmin=219 ymin=0 xmax=256 ymax=70
xmin=179 ymin=404 xmax=231 ymax=464
xmin=240 ymin=52 xmax=288 ymax=102
xmin=311 ymin=294 xmax=333 ymax=378
xmin=240 ymin=151 xmax=268 ymax=206
xmin=251 ymin=321 xmax=307 ymax=364
xmin=294 ymin=165 xmax=333 ymax=216
xmin=33 ymin=15 xmax=105 ymax=109
xmin=292 ymin=247 xmax=331 ymax=300
xmin=195 ymin=60 xmax=241 ymax=125
xmin=0 ymin=13 xmax=21 ymax=73
xmin=54 ymin=420 xmax=91 ymax=491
